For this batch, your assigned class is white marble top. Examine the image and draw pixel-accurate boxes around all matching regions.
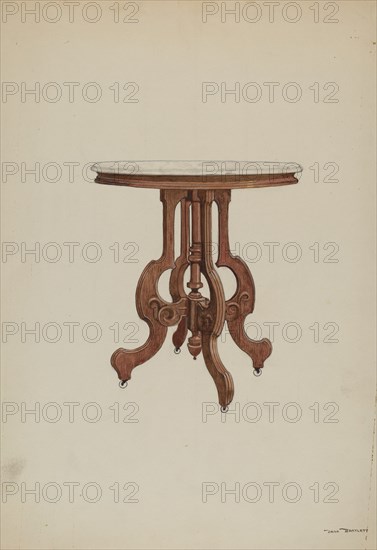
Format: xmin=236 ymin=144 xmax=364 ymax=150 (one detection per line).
xmin=91 ymin=160 xmax=303 ymax=177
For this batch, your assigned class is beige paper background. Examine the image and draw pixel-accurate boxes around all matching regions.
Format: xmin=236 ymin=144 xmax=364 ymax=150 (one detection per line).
xmin=1 ymin=1 xmax=376 ymax=549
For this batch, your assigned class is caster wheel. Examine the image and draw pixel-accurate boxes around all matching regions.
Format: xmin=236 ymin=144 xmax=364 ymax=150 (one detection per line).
xmin=253 ymin=368 xmax=262 ymax=377
xmin=174 ymin=347 xmax=181 ymax=354
xmin=119 ymin=380 xmax=128 ymax=389
xmin=221 ymin=406 xmax=229 ymax=413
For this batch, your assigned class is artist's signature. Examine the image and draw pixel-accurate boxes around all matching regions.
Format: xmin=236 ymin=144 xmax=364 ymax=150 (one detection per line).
xmin=324 ymin=528 xmax=368 ymax=534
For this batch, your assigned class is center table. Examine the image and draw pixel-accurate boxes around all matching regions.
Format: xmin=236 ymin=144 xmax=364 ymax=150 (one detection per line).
xmin=92 ymin=160 xmax=302 ymax=411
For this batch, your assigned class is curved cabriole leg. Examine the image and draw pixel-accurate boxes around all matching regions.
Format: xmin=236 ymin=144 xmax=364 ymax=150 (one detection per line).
xmin=214 ymin=190 xmax=272 ymax=372
xmin=198 ymin=191 xmax=234 ymax=408
xmin=170 ymin=197 xmax=190 ymax=351
xmin=201 ymin=332 xmax=234 ymax=408
xmin=112 ymin=190 xmax=188 ymax=382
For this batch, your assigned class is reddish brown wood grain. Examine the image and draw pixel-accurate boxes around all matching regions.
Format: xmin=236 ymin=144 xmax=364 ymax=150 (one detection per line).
xmin=99 ymin=170 xmax=298 ymax=408
xmin=95 ymin=171 xmax=299 ymax=190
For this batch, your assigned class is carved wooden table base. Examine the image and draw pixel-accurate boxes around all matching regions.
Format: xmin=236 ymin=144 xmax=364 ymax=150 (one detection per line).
xmin=111 ymin=189 xmax=272 ymax=409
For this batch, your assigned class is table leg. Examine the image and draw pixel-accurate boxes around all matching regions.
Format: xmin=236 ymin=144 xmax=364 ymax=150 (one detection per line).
xmin=198 ymin=190 xmax=234 ymax=409
xmin=111 ymin=189 xmax=188 ymax=384
xmin=111 ymin=187 xmax=271 ymax=407
xmin=215 ymin=190 xmax=272 ymax=374
xmin=169 ymin=197 xmax=190 ymax=352
xmin=187 ymin=191 xmax=205 ymax=359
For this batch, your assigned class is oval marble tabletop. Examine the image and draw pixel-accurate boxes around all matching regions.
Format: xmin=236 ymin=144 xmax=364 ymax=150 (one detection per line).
xmin=92 ymin=160 xmax=302 ymax=190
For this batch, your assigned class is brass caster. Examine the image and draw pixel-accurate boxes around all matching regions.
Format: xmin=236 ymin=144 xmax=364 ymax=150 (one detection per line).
xmin=119 ymin=380 xmax=128 ymax=389
xmin=253 ymin=368 xmax=262 ymax=377
xmin=221 ymin=406 xmax=229 ymax=413
xmin=174 ymin=347 xmax=181 ymax=354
